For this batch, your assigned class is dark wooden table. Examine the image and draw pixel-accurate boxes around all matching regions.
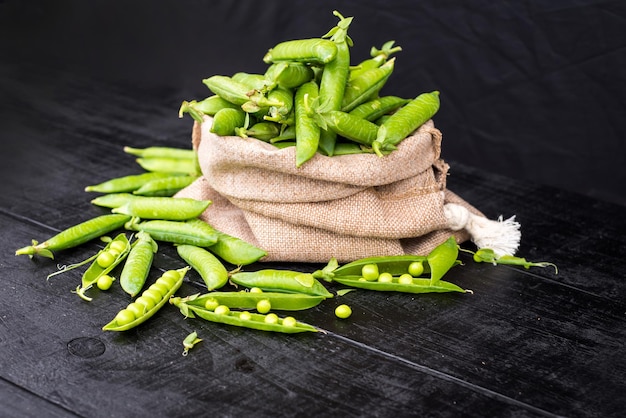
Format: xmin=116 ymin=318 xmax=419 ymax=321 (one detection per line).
xmin=2 ymin=63 xmax=626 ymax=417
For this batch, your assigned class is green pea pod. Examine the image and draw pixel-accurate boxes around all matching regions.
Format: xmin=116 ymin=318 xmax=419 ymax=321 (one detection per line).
xmin=112 ymin=196 xmax=211 ymax=221
xmin=341 ymin=57 xmax=395 ymax=113
xmin=263 ymin=38 xmax=338 ymax=65
xmin=348 ymin=40 xmax=402 ymax=81
xmin=171 ymin=300 xmax=318 ymax=334
xmin=132 ymin=175 xmax=198 ymax=197
xmin=120 ymin=231 xmax=158 ymax=297
xmin=136 ymin=157 xmax=199 ymax=176
xmin=230 ymin=269 xmax=333 ymax=298
xmin=179 ymin=96 xmax=240 ymax=123
xmin=264 ymin=61 xmax=315 ymax=89
xmin=123 ymin=146 xmax=196 ymax=160
xmin=316 ymin=110 xmax=380 ymax=147
xmin=313 ymin=255 xmax=431 ymax=281
xmin=426 ymin=236 xmax=459 ymax=285
xmin=231 ymin=72 xmax=270 ymax=91
xmin=75 ymin=233 xmax=132 ymax=301
xmin=125 ymin=218 xmax=219 ymax=247
xmin=207 ymin=229 xmax=267 ymax=265
xmin=329 ymin=276 xmax=467 ymax=294
xmin=348 ymin=96 xmax=411 ymax=122
xmin=318 ymin=10 xmax=353 ymax=156
xmin=177 ymin=245 xmax=228 ymax=291
xmin=103 ymin=266 xmax=191 ymax=331
xmin=84 ymin=172 xmax=176 ymax=193
xmin=172 ymin=291 xmax=326 ymax=311
xmin=90 ymin=193 xmax=137 ymax=209
xmin=294 ymin=80 xmax=321 ymax=167
xmin=373 ymin=90 xmax=440 ymax=157
xmin=210 ymin=107 xmax=246 ymax=136
xmin=15 ymin=214 xmax=131 ymax=259
xmin=202 ymin=75 xmax=283 ymax=109
xmin=236 ymin=121 xmax=282 ymax=142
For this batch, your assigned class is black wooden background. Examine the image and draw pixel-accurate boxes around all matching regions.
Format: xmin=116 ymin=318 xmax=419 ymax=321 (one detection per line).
xmin=1 ymin=0 xmax=625 ymax=207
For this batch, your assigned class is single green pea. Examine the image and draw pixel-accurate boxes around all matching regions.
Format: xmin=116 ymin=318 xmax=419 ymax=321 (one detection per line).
xmin=408 ymin=261 xmax=425 ymax=277
xmin=282 ymin=316 xmax=297 ymax=327
xmin=398 ymin=274 xmax=414 ymax=285
xmin=96 ymin=251 xmax=116 ymax=268
xmin=256 ymin=299 xmax=272 ymax=314
xmin=114 ymin=309 xmax=136 ymax=326
xmin=135 ymin=296 xmax=156 ymax=311
xmin=214 ymin=305 xmax=231 ymax=315
xmin=378 ymin=272 xmax=393 ymax=283
xmin=361 ymin=263 xmax=379 ymax=281
xmin=204 ymin=297 xmax=220 ymax=311
xmin=264 ymin=313 xmax=279 ymax=324
xmin=96 ymin=274 xmax=115 ymax=291
xmin=240 ymin=311 xmax=253 ymax=321
xmin=126 ymin=302 xmax=146 ymax=318
xmin=335 ymin=304 xmax=352 ymax=319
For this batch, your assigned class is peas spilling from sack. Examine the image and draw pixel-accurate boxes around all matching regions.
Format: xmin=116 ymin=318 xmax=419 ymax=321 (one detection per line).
xmin=14 ymin=10 xmax=556 ymax=354
xmin=179 ymin=10 xmax=438 ymax=165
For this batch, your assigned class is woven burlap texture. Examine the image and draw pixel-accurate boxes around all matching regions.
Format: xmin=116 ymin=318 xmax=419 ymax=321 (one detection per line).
xmin=177 ymin=116 xmax=480 ymax=263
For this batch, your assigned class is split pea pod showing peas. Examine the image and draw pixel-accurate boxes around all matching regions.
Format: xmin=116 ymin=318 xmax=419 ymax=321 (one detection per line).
xmin=263 ymin=38 xmax=338 ymax=65
xmin=15 ymin=214 xmax=131 ymax=259
xmin=111 ymin=196 xmax=211 ymax=221
xmin=330 ymin=275 xmax=467 ymax=294
xmin=230 ymin=269 xmax=333 ymax=298
xmin=120 ymin=231 xmax=158 ymax=297
xmin=171 ymin=299 xmax=318 ymax=334
xmin=84 ymin=172 xmax=176 ymax=193
xmin=103 ymin=266 xmax=191 ymax=331
xmin=172 ymin=290 xmax=326 ymax=311
xmin=176 ymin=245 xmax=228 ymax=291
xmin=125 ymin=217 xmax=219 ymax=247
xmin=76 ymin=232 xmax=132 ymax=301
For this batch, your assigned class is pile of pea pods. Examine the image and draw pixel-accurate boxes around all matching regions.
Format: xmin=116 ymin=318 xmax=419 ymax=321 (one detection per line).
xmin=14 ymin=143 xmax=479 ymax=340
xmin=179 ymin=10 xmax=440 ymax=166
xmin=14 ymin=140 xmax=557 ymax=350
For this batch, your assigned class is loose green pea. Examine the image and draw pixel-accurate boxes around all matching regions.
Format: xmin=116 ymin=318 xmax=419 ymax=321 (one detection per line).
xmin=335 ymin=304 xmax=352 ymax=319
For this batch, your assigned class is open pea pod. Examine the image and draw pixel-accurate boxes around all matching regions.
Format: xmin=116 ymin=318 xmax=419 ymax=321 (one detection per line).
xmin=172 ymin=291 xmax=326 ymax=312
xmin=426 ymin=236 xmax=460 ymax=285
xmin=171 ymin=300 xmax=318 ymax=334
xmin=330 ymin=275 xmax=468 ymax=294
xmin=230 ymin=269 xmax=333 ymax=298
xmin=315 ymin=254 xmax=431 ymax=280
xmin=76 ymin=233 xmax=131 ymax=301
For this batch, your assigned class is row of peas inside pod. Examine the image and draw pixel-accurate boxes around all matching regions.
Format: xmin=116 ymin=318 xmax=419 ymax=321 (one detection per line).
xmin=179 ymin=10 xmax=441 ymax=166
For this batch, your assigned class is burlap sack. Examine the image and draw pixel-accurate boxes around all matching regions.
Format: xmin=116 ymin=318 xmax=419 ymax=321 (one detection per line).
xmin=176 ymin=116 xmax=514 ymax=263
